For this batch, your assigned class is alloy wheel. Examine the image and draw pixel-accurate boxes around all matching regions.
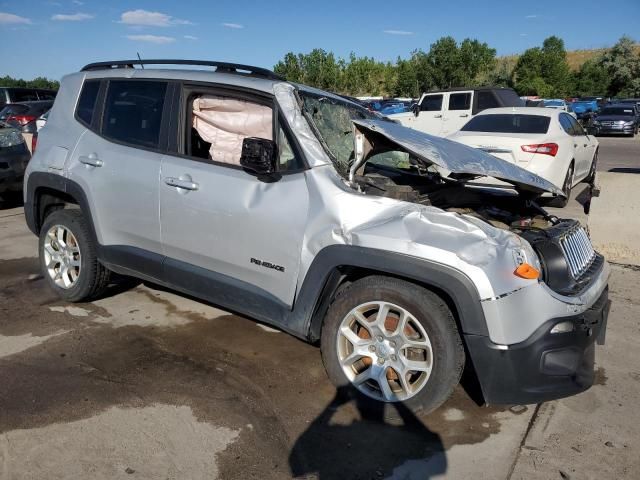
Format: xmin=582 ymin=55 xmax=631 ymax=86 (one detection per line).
xmin=43 ymin=225 xmax=82 ymax=289
xmin=336 ymin=301 xmax=433 ymax=402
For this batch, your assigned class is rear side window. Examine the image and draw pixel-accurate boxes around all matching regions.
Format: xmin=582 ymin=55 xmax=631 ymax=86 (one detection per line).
xmin=420 ymin=95 xmax=443 ymax=111
xmin=477 ymin=91 xmax=500 ymax=111
xmin=76 ymin=80 xmax=100 ymax=126
xmin=461 ymin=114 xmax=551 ymax=134
xmin=37 ymin=91 xmax=56 ymax=101
xmin=494 ymin=89 xmax=525 ymax=107
xmin=102 ymin=80 xmax=167 ymax=149
xmin=448 ymin=93 xmax=471 ymax=110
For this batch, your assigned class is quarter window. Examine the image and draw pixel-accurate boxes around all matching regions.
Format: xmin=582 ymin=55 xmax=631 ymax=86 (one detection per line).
xmin=477 ymin=91 xmax=500 ymax=111
xmin=420 ymin=95 xmax=443 ymax=111
xmin=102 ymin=80 xmax=167 ymax=148
xmin=448 ymin=93 xmax=471 ymax=111
xmin=76 ymin=80 xmax=100 ymax=126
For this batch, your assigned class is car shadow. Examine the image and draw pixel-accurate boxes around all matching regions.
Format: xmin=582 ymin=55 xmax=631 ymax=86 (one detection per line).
xmin=288 ymin=387 xmax=447 ymax=479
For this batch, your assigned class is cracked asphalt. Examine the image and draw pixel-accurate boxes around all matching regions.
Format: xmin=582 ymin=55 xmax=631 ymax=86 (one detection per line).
xmin=0 ymin=135 xmax=638 ymax=479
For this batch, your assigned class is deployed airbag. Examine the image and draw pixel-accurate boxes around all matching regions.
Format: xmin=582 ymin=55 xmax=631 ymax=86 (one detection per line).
xmin=192 ymin=96 xmax=273 ymax=165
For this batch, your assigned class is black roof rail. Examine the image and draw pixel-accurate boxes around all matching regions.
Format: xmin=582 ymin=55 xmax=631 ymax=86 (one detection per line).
xmin=80 ymin=59 xmax=284 ymax=81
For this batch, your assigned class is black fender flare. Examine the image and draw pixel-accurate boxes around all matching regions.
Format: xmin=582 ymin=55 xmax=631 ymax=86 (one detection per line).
xmin=292 ymin=245 xmax=489 ymax=341
xmin=25 ymin=172 xmax=98 ymax=244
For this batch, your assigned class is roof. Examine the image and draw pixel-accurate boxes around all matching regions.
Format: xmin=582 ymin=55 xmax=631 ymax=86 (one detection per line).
xmin=75 ymin=67 xmax=283 ymax=94
xmin=423 ymin=86 xmax=516 ymax=94
xmin=475 ymin=107 xmax=558 ymax=117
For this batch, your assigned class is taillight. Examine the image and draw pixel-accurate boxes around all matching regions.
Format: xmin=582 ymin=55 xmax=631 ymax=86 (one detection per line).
xmin=8 ymin=115 xmax=37 ymax=126
xmin=521 ymin=143 xmax=559 ymax=156
xmin=31 ymin=133 xmax=38 ymax=153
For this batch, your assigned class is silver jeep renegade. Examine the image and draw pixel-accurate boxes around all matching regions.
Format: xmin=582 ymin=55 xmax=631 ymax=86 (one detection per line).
xmin=24 ymin=60 xmax=611 ymax=414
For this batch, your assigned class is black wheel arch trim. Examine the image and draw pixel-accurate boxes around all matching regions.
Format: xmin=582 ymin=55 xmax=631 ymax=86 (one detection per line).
xmin=297 ymin=245 xmax=489 ymax=341
xmin=25 ymin=172 xmax=98 ymax=244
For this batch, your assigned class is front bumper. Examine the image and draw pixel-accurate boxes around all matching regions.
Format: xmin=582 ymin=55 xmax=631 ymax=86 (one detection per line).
xmin=466 ymin=287 xmax=610 ymax=405
xmin=593 ymin=125 xmax=635 ymax=135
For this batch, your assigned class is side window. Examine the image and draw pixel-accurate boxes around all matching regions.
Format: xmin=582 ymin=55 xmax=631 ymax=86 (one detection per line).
xmin=567 ymin=115 xmax=585 ymax=136
xmin=420 ymin=94 xmax=443 ymax=111
xmin=277 ymin=124 xmax=303 ymax=172
xmin=448 ymin=92 xmax=471 ymax=111
xmin=477 ymin=91 xmax=500 ymax=111
xmin=102 ymin=80 xmax=167 ymax=149
xmin=189 ymin=94 xmax=273 ymax=167
xmin=559 ymin=114 xmax=574 ymax=135
xmin=75 ymin=80 xmax=100 ymax=127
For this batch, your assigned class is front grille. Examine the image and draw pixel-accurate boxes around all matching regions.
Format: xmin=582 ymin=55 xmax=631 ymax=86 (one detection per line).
xmin=559 ymin=226 xmax=596 ymax=279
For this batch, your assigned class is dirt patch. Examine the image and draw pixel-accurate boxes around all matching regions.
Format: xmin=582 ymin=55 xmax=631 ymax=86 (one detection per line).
xmin=0 ymin=257 xmax=514 ymax=479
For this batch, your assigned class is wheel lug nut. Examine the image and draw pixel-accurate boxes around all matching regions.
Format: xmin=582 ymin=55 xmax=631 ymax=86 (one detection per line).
xmin=368 ymin=345 xmax=376 ymax=352
xmin=376 ymin=335 xmax=383 ymax=342
xmin=389 ymin=341 xmax=396 ymax=348
xmin=391 ymin=355 xmax=397 ymax=361
xmin=377 ymin=357 xmax=385 ymax=365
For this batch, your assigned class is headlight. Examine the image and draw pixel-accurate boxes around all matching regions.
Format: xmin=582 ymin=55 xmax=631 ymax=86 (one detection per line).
xmin=0 ymin=129 xmax=25 ymax=148
xmin=592 ymin=120 xmax=600 ymax=125
xmin=624 ymin=121 xmax=634 ymax=126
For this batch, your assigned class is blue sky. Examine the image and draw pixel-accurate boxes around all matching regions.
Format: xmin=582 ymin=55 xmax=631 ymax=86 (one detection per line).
xmin=1 ymin=0 xmax=638 ymax=80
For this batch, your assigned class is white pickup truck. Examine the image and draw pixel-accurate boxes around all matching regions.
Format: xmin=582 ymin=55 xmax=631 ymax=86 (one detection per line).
xmin=388 ymin=87 xmax=524 ymax=137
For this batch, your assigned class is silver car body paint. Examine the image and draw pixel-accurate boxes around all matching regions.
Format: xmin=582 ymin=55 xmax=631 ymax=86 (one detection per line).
xmin=27 ymin=68 xmax=609 ymax=347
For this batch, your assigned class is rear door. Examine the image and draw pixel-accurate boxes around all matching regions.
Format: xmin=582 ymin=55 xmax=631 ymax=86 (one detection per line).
xmin=67 ymin=78 xmax=167 ymax=275
xmin=559 ymin=113 xmax=589 ymax=178
xmin=442 ymin=91 xmax=473 ymax=136
xmin=413 ymin=93 xmax=445 ymax=136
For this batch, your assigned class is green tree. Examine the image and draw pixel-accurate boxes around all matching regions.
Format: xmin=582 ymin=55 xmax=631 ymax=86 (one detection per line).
xmin=425 ymin=37 xmax=462 ymax=88
xmin=512 ymin=37 xmax=571 ymax=96
xmin=0 ymin=75 xmax=59 ymax=90
xmin=599 ymin=35 xmax=640 ymax=97
xmin=459 ymin=39 xmax=496 ymax=86
xmin=573 ymin=59 xmax=610 ymax=96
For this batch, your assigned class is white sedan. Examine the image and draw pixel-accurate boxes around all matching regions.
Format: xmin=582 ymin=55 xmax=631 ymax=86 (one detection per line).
xmin=448 ymin=107 xmax=599 ymax=207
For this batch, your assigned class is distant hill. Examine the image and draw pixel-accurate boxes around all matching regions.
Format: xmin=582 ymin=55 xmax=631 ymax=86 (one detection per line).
xmin=499 ymin=44 xmax=640 ymax=71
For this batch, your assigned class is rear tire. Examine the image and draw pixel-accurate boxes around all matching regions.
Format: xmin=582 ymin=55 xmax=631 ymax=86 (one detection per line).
xmin=549 ymin=163 xmax=573 ymax=208
xmin=320 ymin=276 xmax=465 ymax=415
xmin=39 ymin=209 xmax=111 ymax=302
xmin=584 ymin=150 xmax=598 ymax=185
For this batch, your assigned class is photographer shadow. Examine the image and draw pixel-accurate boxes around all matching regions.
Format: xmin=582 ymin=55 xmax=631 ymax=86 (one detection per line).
xmin=289 ymin=387 xmax=447 ymax=479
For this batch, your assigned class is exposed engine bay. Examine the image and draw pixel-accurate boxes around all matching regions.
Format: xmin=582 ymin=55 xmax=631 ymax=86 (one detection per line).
xmin=356 ymin=161 xmax=558 ymax=232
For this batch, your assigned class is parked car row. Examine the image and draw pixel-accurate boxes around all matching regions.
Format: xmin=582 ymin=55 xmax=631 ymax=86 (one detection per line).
xmin=0 ymin=87 xmax=57 ymax=201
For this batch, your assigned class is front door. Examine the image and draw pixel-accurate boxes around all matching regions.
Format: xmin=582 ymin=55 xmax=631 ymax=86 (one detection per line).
xmin=413 ymin=93 xmax=445 ymax=136
xmin=159 ymin=86 xmax=309 ymax=307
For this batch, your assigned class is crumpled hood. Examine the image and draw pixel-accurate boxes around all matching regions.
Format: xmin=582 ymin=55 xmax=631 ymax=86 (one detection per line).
xmin=352 ymin=118 xmax=564 ymax=196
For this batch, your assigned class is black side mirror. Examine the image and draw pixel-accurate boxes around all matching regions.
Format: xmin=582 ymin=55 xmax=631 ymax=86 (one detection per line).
xmin=240 ymin=137 xmax=277 ymax=176
xmin=412 ymin=103 xmax=420 ymax=117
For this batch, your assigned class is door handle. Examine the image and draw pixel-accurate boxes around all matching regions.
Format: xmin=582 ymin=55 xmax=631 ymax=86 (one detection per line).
xmin=79 ymin=153 xmax=103 ymax=167
xmin=583 ymin=144 xmax=588 ymax=147
xmin=459 ymin=113 xmax=469 ymax=117
xmin=434 ymin=114 xmax=442 ymax=118
xmin=164 ymin=176 xmax=199 ymax=191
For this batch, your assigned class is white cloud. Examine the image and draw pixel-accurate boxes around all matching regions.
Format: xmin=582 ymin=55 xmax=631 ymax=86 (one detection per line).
xmin=383 ymin=29 xmax=414 ymax=36
xmin=0 ymin=12 xmax=32 ymax=25
xmin=520 ymin=33 xmax=528 ymax=36
xmin=72 ymin=0 xmax=84 ymax=5
xmin=120 ymin=9 xmax=192 ymax=27
xmin=525 ymin=14 xmax=539 ymax=18
xmin=221 ymin=22 xmax=243 ymax=29
xmin=52 ymin=13 xmax=94 ymax=21
xmin=184 ymin=35 xmax=197 ymax=40
xmin=126 ymin=34 xmax=176 ymax=44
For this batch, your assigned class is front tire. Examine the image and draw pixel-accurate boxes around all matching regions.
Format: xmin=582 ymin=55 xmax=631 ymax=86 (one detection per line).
xmin=320 ymin=276 xmax=465 ymax=415
xmin=584 ymin=149 xmax=598 ymax=185
xmin=39 ymin=209 xmax=111 ymax=302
